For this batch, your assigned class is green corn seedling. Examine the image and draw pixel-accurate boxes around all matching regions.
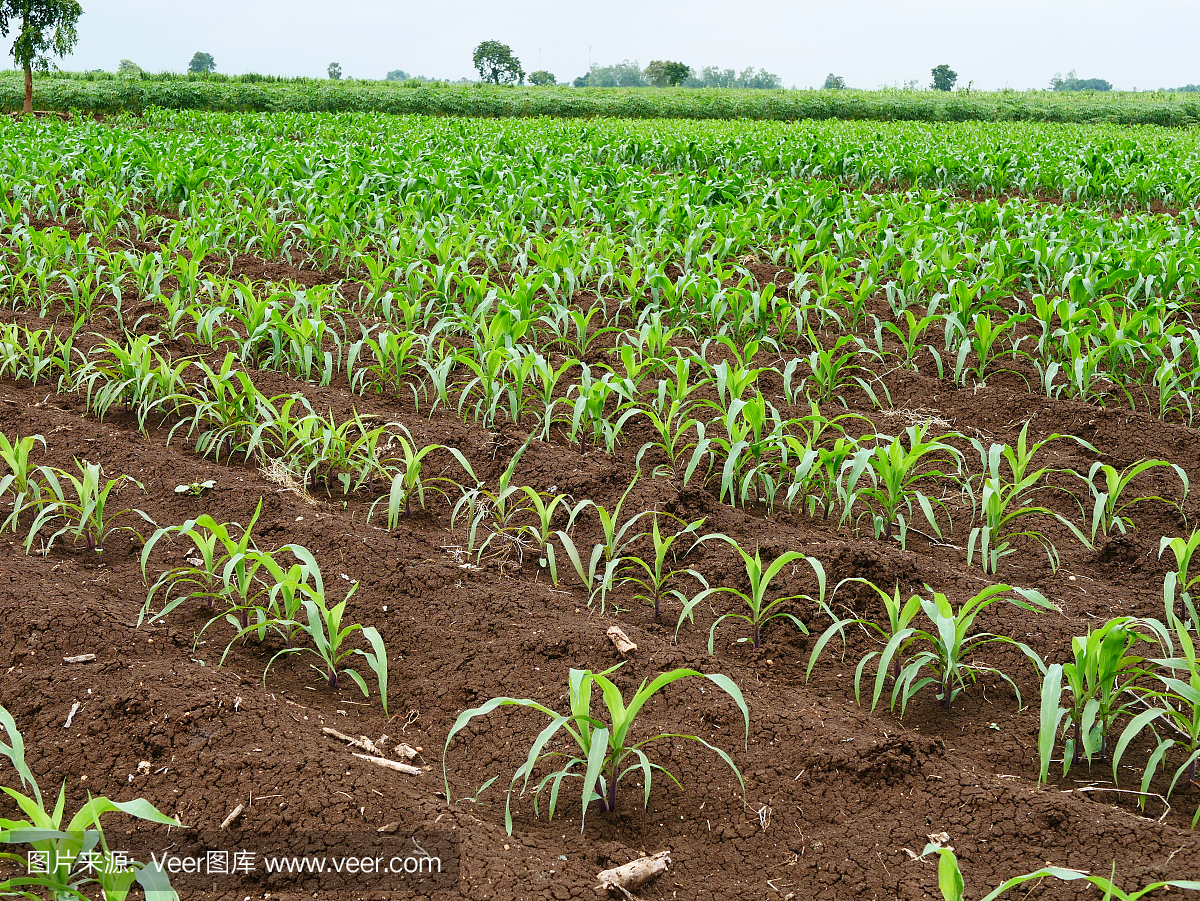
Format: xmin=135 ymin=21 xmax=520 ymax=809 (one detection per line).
xmin=1038 ymin=616 xmax=1171 ymax=781
xmin=966 ymin=422 xmax=1095 ymax=573
xmin=857 ymin=422 xmax=963 ymax=545
xmin=1087 ymin=458 xmax=1188 ymax=541
xmin=679 ymin=537 xmax=826 ymax=652
xmin=871 ymin=584 xmax=1053 ymax=713
xmin=443 ymin=664 xmax=748 ymax=834
xmin=920 ymin=843 xmax=1200 ymax=901
xmin=618 ymin=514 xmax=708 ymax=620
xmin=25 ymin=461 xmax=155 ymax=556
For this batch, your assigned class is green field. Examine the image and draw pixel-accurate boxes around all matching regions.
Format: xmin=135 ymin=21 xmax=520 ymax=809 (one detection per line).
xmin=3 ymin=109 xmax=1200 ymax=899
xmin=4 ymin=72 xmax=1200 ymax=124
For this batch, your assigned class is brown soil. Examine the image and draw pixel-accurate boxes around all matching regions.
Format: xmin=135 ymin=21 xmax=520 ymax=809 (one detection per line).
xmin=2 ymin=277 xmax=1200 ymax=901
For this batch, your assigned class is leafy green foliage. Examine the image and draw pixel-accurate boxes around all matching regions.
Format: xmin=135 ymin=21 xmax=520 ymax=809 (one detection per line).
xmin=25 ymin=460 xmax=154 ymax=556
xmin=965 ymin=422 xmax=1095 ymax=573
xmin=188 ymin=51 xmax=215 ymax=74
xmin=472 ymin=40 xmax=523 ymax=85
xmin=930 ymin=64 xmax=958 ymax=92
xmin=0 ymin=0 xmax=82 ymax=113
xmin=1037 ymin=617 xmax=1170 ymax=781
xmin=822 ymin=582 xmax=1054 ymax=713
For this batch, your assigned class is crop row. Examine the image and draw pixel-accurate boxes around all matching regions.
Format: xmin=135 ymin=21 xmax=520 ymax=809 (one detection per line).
xmin=1 ymin=318 xmax=1192 ymax=577
xmin=5 ymin=77 xmax=1200 ymax=127
xmin=5 ymin=115 xmax=1200 ymax=221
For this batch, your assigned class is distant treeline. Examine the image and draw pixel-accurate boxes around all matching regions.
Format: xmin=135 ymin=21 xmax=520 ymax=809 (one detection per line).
xmin=56 ymin=69 xmax=317 ymax=84
xmin=3 ymin=76 xmax=1200 ymax=126
xmin=572 ymin=62 xmax=782 ymax=89
xmin=1051 ymin=72 xmax=1112 ymax=92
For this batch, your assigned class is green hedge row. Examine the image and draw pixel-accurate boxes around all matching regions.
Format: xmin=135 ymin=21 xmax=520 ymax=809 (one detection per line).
xmin=4 ymin=77 xmax=1200 ymax=125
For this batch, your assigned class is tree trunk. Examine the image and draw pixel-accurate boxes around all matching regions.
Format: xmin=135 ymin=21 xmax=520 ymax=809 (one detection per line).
xmin=23 ymin=62 xmax=33 ymax=115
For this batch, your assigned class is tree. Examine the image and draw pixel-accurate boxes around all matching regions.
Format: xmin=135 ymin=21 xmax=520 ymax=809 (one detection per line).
xmin=0 ymin=0 xmax=83 ymax=114
xmin=683 ymin=65 xmax=782 ymax=89
xmin=117 ymin=58 xmax=141 ymax=76
xmin=663 ymin=61 xmax=690 ymax=86
xmin=930 ymin=63 xmax=957 ymax=92
xmin=1050 ymin=70 xmax=1112 ymax=92
xmin=188 ymin=51 xmax=215 ymax=74
xmin=823 ymin=73 xmax=846 ymax=90
xmin=644 ymin=59 xmax=690 ymax=87
xmin=327 ymin=61 xmax=342 ymax=80
xmin=528 ymin=69 xmax=555 ymax=85
xmin=472 ymin=40 xmax=523 ymax=85
xmin=386 ymin=69 xmax=409 ymax=82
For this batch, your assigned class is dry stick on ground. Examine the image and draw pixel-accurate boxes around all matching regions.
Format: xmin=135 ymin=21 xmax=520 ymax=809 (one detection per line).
xmin=324 ymin=726 xmax=422 ymax=760
xmin=389 ymin=741 xmax=422 ymax=760
xmin=219 ymin=804 xmax=244 ymax=829
xmin=323 ymin=726 xmax=385 ymax=755
xmin=596 ymin=851 xmax=671 ymax=898
xmin=606 ymin=625 xmax=637 ymax=656
xmin=352 ymin=752 xmax=422 ymax=775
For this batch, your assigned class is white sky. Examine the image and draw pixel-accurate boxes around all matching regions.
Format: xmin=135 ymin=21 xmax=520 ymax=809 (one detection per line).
xmin=11 ymin=0 xmax=1200 ymax=90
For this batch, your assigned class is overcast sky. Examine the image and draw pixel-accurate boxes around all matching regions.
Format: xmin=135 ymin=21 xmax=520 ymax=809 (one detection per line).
xmin=16 ymin=0 xmax=1200 ymax=90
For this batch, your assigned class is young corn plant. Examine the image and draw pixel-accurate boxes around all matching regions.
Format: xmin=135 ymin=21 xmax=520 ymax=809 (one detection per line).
xmin=557 ymin=477 xmax=647 ymax=612
xmin=249 ymin=544 xmax=325 ymax=649
xmin=617 ymin=514 xmax=708 ymax=621
xmin=787 ymin=330 xmax=886 ymax=409
xmin=518 ymin=486 xmax=588 ymax=584
xmin=1110 ymin=614 xmax=1200 ymax=825
xmin=138 ymin=501 xmax=264 ymax=623
xmin=1037 ymin=616 xmax=1171 ymax=781
xmin=1087 ymin=458 xmax=1189 ymax=542
xmin=222 ymin=570 xmax=390 ymax=713
xmin=857 ymin=422 xmax=963 ymax=545
xmin=567 ymin=371 xmax=641 ymax=455
xmin=635 ymin=399 xmax=713 ymax=486
xmin=679 ymin=537 xmax=826 ymax=652
xmin=78 ymin=335 xmax=191 ymax=432
xmin=709 ymin=392 xmax=792 ymax=509
xmin=25 ymin=461 xmax=155 ymax=557
xmin=793 ymin=436 xmax=871 ymax=526
xmin=1160 ymin=531 xmax=1200 ymax=626
xmin=245 ymin=392 xmax=317 ymax=464
xmin=168 ymin=354 xmax=264 ymax=463
xmin=0 ymin=704 xmax=180 ymax=901
xmin=347 ymin=327 xmax=421 ymax=395
xmin=0 ymin=325 xmax=80 ymax=388
xmin=805 ymin=578 xmax=924 ymax=686
xmin=542 ymin=304 xmax=621 ymax=358
xmin=451 ymin=445 xmax=533 ymax=564
xmin=950 ymin=310 xmax=1032 ymax=387
xmin=871 ymin=584 xmax=1054 ymax=713
xmin=874 ymin=308 xmax=942 ymax=370
xmin=442 ymin=664 xmax=748 ymax=834
xmin=0 ymin=433 xmax=48 ymax=533
xmin=367 ymin=425 xmax=476 ymax=525
xmin=966 ymin=422 xmax=1095 ymax=574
